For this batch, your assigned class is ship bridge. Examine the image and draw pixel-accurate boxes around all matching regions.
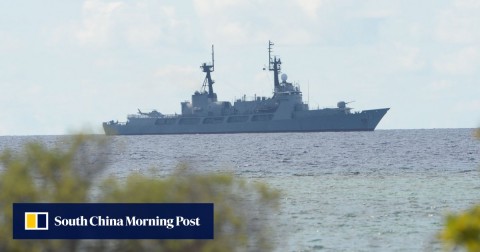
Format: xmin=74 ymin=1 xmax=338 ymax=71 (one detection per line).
xmin=274 ymin=74 xmax=302 ymax=95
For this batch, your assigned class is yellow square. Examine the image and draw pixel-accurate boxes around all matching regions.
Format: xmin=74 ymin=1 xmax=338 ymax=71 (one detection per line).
xmin=26 ymin=213 xmax=37 ymax=229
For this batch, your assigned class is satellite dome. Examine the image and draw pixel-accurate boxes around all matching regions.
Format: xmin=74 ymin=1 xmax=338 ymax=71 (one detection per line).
xmin=281 ymin=73 xmax=288 ymax=82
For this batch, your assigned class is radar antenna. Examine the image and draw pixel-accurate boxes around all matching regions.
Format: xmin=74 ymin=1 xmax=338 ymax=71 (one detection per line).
xmin=268 ymin=40 xmax=282 ymax=90
xmin=201 ymin=45 xmax=217 ymax=101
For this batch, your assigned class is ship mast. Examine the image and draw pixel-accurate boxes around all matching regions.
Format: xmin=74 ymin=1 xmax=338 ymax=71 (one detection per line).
xmin=201 ymin=45 xmax=217 ymax=101
xmin=268 ymin=40 xmax=282 ymax=91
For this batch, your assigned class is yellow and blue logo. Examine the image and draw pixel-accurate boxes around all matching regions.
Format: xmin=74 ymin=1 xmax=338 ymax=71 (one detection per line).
xmin=25 ymin=212 xmax=48 ymax=230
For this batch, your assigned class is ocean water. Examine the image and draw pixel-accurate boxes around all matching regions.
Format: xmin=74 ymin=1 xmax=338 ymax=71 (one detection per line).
xmin=1 ymin=129 xmax=479 ymax=251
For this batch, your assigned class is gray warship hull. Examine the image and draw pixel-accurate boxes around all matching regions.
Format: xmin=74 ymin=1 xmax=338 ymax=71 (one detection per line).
xmin=103 ymin=41 xmax=389 ymax=135
xmin=103 ymin=108 xmax=389 ymax=135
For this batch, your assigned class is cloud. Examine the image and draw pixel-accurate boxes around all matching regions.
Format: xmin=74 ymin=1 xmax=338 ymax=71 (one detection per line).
xmin=429 ymin=80 xmax=452 ymax=91
xmin=433 ymin=46 xmax=479 ymax=75
xmin=192 ymin=0 xmax=264 ymax=44
xmin=453 ymin=0 xmax=480 ymax=8
xmin=454 ymin=99 xmax=480 ymax=113
xmin=193 ymin=0 xmax=247 ymax=14
xmin=73 ymin=0 xmax=191 ymax=49
xmin=192 ymin=0 xmax=398 ymax=47
xmin=435 ymin=1 xmax=480 ymax=44
xmin=75 ymin=0 xmax=125 ymax=47
xmin=295 ymin=0 xmax=326 ymax=19
xmin=154 ymin=65 xmax=199 ymax=91
xmin=193 ymin=0 xmax=318 ymax=45
xmin=0 ymin=31 xmax=21 ymax=53
xmin=122 ymin=4 xmax=192 ymax=48
xmin=391 ymin=43 xmax=426 ymax=71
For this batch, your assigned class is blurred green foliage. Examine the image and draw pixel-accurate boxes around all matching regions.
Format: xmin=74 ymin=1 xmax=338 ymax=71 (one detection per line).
xmin=440 ymin=206 xmax=480 ymax=252
xmin=0 ymin=135 xmax=280 ymax=252
xmin=439 ymin=129 xmax=480 ymax=252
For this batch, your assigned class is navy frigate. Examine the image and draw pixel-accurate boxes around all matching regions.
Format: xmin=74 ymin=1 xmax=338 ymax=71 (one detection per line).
xmin=103 ymin=41 xmax=389 ymax=135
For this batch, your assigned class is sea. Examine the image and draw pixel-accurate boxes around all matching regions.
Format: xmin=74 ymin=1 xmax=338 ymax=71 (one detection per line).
xmin=1 ymin=128 xmax=479 ymax=251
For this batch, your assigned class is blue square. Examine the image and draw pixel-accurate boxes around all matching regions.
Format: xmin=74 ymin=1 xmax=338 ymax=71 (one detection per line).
xmin=37 ymin=214 xmax=47 ymax=228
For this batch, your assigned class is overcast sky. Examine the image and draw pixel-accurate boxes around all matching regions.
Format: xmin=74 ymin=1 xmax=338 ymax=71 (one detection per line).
xmin=1 ymin=0 xmax=479 ymax=135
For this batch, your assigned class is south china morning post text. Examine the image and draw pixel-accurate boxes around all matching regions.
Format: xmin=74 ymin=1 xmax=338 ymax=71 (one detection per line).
xmin=54 ymin=215 xmax=201 ymax=229
xmin=13 ymin=203 xmax=214 ymax=239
